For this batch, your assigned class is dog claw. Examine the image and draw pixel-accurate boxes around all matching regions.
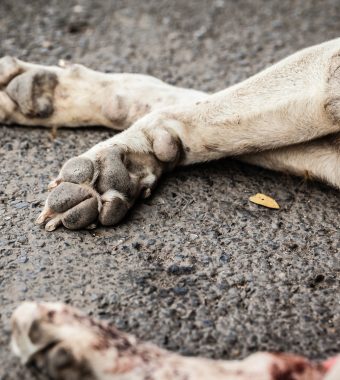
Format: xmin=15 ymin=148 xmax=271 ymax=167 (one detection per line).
xmin=35 ymin=207 xmax=55 ymax=225
xmin=45 ymin=216 xmax=62 ymax=232
xmin=48 ymin=178 xmax=62 ymax=190
xmin=86 ymin=223 xmax=97 ymax=230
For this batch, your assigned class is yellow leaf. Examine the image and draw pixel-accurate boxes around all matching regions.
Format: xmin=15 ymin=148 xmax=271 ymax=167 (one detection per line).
xmin=249 ymin=193 xmax=280 ymax=209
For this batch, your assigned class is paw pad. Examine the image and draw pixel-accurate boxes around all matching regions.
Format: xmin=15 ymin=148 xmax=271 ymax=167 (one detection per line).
xmin=59 ymin=157 xmax=95 ymax=185
xmin=37 ymin=182 xmax=100 ymax=231
xmin=47 ymin=182 xmax=93 ymax=213
xmin=96 ymin=147 xmax=132 ymax=195
xmin=99 ymin=195 xmax=129 ymax=226
xmin=62 ymin=197 xmax=98 ymax=230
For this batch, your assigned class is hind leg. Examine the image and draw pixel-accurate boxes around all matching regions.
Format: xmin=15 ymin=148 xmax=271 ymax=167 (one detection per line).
xmin=240 ymin=133 xmax=340 ymax=189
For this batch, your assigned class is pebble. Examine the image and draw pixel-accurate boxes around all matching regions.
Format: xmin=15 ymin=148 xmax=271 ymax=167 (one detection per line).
xmin=173 ymin=287 xmax=189 ymax=296
xmin=167 ymin=264 xmax=194 ymax=275
xmin=20 ymin=141 xmax=29 ymax=150
xmin=13 ymin=202 xmax=29 ymax=209
xmin=17 ymin=255 xmax=28 ymax=264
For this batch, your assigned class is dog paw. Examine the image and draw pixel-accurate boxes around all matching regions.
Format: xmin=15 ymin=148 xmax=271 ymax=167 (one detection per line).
xmin=11 ymin=302 xmax=156 ymax=380
xmin=11 ymin=302 xmax=108 ymax=379
xmin=0 ymin=56 xmax=59 ymax=122
xmin=36 ymin=125 xmax=182 ymax=230
xmin=5 ymin=68 xmax=58 ymax=118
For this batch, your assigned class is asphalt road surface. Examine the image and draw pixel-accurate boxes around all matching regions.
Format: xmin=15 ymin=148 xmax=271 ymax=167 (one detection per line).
xmin=0 ymin=0 xmax=339 ymax=378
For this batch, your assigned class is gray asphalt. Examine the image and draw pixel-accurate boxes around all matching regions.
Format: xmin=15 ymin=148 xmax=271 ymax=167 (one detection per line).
xmin=0 ymin=0 xmax=339 ymax=378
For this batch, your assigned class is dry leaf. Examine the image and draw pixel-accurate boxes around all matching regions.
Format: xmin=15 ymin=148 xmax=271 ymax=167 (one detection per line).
xmin=249 ymin=193 xmax=280 ymax=209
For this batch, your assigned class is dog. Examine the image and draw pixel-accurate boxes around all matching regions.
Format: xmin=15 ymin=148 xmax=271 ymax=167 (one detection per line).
xmin=2 ymin=38 xmax=340 ymax=378
xmin=0 ymin=38 xmax=339 ymax=231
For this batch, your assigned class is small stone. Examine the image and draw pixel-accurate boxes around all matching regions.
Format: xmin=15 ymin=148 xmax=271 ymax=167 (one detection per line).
xmin=17 ymin=236 xmax=27 ymax=243
xmin=132 ymin=241 xmax=141 ymax=250
xmin=3 ymin=142 xmax=13 ymax=151
xmin=14 ymin=201 xmax=29 ymax=209
xmin=17 ymin=255 xmax=28 ymax=263
xmin=19 ymin=285 xmax=28 ymax=293
xmin=167 ymin=264 xmax=194 ymax=275
xmin=20 ymin=141 xmax=29 ymax=150
xmin=219 ymin=254 xmax=230 ymax=263
xmin=91 ymin=293 xmax=98 ymax=301
xmin=173 ymin=286 xmax=188 ymax=296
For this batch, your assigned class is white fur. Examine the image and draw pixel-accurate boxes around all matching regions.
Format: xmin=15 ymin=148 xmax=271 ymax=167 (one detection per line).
xmin=3 ymin=41 xmax=337 ymax=186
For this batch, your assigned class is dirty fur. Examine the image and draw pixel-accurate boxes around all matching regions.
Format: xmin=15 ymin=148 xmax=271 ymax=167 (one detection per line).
xmin=11 ymin=302 xmax=337 ymax=380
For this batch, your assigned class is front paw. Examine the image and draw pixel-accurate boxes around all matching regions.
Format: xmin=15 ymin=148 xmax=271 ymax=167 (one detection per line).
xmin=36 ymin=127 xmax=182 ymax=230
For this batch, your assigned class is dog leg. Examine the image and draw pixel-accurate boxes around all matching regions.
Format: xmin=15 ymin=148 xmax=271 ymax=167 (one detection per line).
xmin=11 ymin=302 xmax=329 ymax=380
xmin=0 ymin=56 xmax=205 ymax=129
xmin=38 ymin=39 xmax=340 ymax=229
xmin=240 ymin=133 xmax=340 ymax=188
xmin=1 ymin=55 xmax=339 ymax=191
